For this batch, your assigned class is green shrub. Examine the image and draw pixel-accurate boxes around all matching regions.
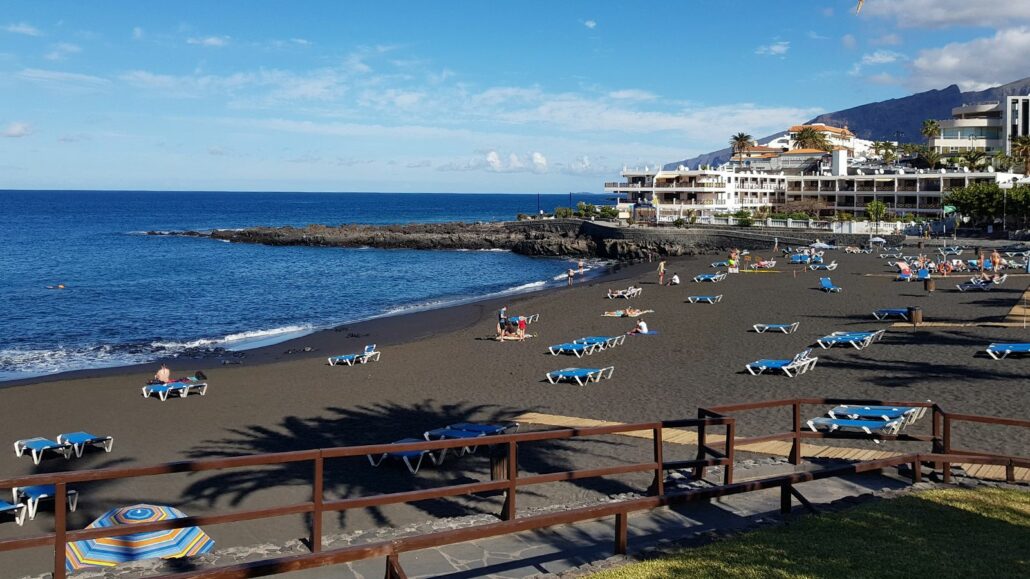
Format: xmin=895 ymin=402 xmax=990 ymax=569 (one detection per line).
xmin=554 ymin=207 xmax=573 ymax=218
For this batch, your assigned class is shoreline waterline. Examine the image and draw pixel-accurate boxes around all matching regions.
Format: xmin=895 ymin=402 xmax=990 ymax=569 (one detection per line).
xmin=0 ymin=258 xmax=639 ymax=388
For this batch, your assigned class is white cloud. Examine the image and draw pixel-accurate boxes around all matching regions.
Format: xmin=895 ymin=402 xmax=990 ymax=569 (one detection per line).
xmin=16 ymin=68 xmax=109 ymax=91
xmin=2 ymin=122 xmax=32 ymax=138
xmin=755 ymin=41 xmax=790 ymax=56
xmin=862 ymin=0 xmax=1030 ymax=28
xmin=187 ymin=36 xmax=229 ymax=47
xmin=132 ymin=27 xmax=144 ymax=40
xmin=439 ymin=150 xmax=548 ymax=174
xmin=406 ymin=160 xmax=431 ymax=168
xmin=4 ymin=22 xmax=40 ymax=36
xmin=208 ymin=147 xmax=227 ymax=156
xmin=583 ymin=20 xmax=597 ymax=29
xmin=850 ymin=50 xmax=906 ymax=75
xmin=608 ymin=89 xmax=656 ymax=101
xmin=290 ymin=38 xmax=310 ymax=45
xmin=44 ymin=42 xmax=82 ymax=61
xmin=807 ymin=31 xmax=829 ymax=40
xmin=821 ymin=7 xmax=834 ymax=17
xmin=908 ymin=27 xmax=1030 ymax=91
xmin=840 ymin=34 xmax=857 ymax=49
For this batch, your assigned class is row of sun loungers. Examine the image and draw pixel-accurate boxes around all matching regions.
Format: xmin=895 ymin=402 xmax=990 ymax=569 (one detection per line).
xmin=548 ymin=335 xmax=626 ymax=357
xmin=14 ymin=432 xmax=113 ymax=465
xmin=328 ymin=344 xmax=381 ymax=366
xmin=745 ymin=349 xmax=818 ymax=377
xmin=142 ymin=376 xmax=208 ymax=401
xmin=956 ymin=275 xmax=1008 ymax=291
xmin=368 ymin=422 xmax=519 ymax=474
xmin=1 ymin=485 xmax=80 ymax=525
xmin=545 ymin=366 xmax=615 ymax=385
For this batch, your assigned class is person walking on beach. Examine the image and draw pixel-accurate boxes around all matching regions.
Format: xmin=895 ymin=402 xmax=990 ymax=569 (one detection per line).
xmin=497 ymin=305 xmax=507 ymax=337
xmin=153 ymin=364 xmax=171 ymax=384
xmin=567 ymin=269 xmax=575 ymax=287
xmin=578 ymin=259 xmax=584 ymax=274
xmin=657 ymin=260 xmax=666 ymax=285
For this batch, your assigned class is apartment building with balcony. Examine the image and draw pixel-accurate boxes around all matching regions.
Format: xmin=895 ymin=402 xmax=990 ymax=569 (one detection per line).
xmin=931 ymin=96 xmax=1030 ymax=155
xmin=604 ymin=156 xmax=1020 ymax=223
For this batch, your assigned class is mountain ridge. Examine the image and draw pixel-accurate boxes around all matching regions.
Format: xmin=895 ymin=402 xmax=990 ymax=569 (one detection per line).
xmin=669 ymin=76 xmax=1030 ymax=170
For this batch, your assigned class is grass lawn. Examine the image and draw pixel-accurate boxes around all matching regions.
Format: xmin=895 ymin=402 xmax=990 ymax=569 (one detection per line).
xmin=590 ymin=487 xmax=1029 ymax=579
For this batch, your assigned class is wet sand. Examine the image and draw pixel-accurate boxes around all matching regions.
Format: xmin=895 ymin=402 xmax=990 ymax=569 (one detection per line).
xmin=2 ymin=249 xmax=1028 ymax=576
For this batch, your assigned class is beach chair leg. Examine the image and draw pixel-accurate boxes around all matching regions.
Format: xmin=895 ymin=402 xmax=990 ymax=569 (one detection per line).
xmin=31 ymin=450 xmax=41 ymax=465
xmin=13 ymin=442 xmax=23 ymax=458
xmin=72 ymin=444 xmax=84 ymax=458
xmin=26 ymin=498 xmax=38 ymax=520
xmin=68 ymin=491 xmax=78 ymax=512
xmin=103 ymin=438 xmax=114 ymax=452
xmin=14 ymin=505 xmax=25 ymax=526
xmin=403 ymin=454 xmax=424 ymax=475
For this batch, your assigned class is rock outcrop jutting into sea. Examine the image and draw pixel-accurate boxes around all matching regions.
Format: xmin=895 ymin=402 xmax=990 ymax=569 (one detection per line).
xmin=150 ymin=219 xmax=902 ymax=260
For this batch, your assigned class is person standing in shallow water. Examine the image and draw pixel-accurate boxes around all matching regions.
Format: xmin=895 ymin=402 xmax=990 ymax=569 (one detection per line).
xmin=567 ymin=269 xmax=575 ymax=287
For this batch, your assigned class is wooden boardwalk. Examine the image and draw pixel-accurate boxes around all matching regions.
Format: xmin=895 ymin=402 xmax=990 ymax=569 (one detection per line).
xmin=515 ymin=412 xmax=1030 ymax=483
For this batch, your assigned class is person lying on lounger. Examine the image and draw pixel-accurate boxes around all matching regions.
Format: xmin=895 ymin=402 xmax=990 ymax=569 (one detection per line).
xmin=153 ymin=364 xmax=171 ymax=384
xmin=627 ymin=319 xmax=649 ymax=335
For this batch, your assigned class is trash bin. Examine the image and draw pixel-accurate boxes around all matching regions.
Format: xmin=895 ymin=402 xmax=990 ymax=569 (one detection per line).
xmin=924 ymin=278 xmax=936 ymax=293
xmin=917 ymin=241 xmax=924 ymax=249
xmin=907 ymin=306 xmax=923 ymax=325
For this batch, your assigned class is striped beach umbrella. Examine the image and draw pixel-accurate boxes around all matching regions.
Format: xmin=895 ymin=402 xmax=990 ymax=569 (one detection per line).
xmin=66 ymin=504 xmax=214 ymax=571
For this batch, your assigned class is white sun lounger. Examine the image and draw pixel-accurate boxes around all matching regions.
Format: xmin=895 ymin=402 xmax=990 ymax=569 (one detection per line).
xmin=809 ymin=261 xmax=838 ymax=271
xmin=687 ymin=295 xmax=722 ymax=304
xmin=547 ymin=342 xmax=599 ymax=357
xmin=545 ymin=367 xmax=614 ymax=385
xmin=985 ymin=343 xmax=1030 ymax=359
xmin=752 ymin=322 xmax=800 ymax=334
xmin=142 ymin=380 xmax=208 ymax=401
xmin=14 ymin=438 xmax=71 ymax=465
xmin=56 ymin=432 xmax=114 ymax=457
xmin=816 ymin=330 xmax=885 ymax=350
xmin=693 ymin=272 xmax=726 ymax=283
xmin=745 ymin=349 xmax=818 ymax=377
xmin=328 ymin=344 xmax=381 ymax=366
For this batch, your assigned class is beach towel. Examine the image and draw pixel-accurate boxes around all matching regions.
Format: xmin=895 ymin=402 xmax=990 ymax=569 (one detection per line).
xmin=602 ymin=310 xmax=654 ymax=317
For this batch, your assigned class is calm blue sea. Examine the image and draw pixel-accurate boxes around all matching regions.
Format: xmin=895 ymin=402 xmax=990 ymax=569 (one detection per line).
xmin=0 ymin=190 xmax=609 ymax=381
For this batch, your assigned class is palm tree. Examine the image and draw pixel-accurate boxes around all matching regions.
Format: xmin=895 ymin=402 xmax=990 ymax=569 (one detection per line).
xmin=992 ymin=151 xmax=1014 ymax=172
xmin=865 ymin=199 xmax=888 ymax=234
xmin=881 ymin=142 xmax=898 ymax=165
xmin=729 ymin=132 xmax=754 ymax=164
xmin=871 ymin=141 xmax=885 ymax=158
xmin=960 ymin=150 xmax=987 ymax=171
xmin=792 ymin=127 xmax=831 ymax=151
xmin=1011 ymin=135 xmax=1030 ymax=176
xmin=921 ymin=119 xmax=941 ymax=146
xmin=919 ymin=147 xmax=942 ymax=170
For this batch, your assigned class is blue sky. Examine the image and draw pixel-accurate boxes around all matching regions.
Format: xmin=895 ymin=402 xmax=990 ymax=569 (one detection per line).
xmin=1 ymin=0 xmax=1028 ymax=192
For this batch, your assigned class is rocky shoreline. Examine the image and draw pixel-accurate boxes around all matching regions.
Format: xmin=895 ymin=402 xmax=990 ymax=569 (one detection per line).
xmin=149 ymin=219 xmax=904 ymax=260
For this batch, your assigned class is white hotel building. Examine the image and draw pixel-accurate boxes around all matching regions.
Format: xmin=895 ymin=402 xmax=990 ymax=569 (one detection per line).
xmin=931 ymin=96 xmax=1030 ymax=155
xmin=603 ymin=149 xmax=1022 ymax=222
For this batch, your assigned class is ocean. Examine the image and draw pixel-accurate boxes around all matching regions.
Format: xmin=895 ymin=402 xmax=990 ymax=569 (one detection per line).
xmin=0 ymin=190 xmax=608 ymax=381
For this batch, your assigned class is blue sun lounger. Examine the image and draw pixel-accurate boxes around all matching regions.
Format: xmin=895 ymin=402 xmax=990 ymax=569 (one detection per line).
xmin=957 ymin=274 xmax=1008 ymax=291
xmin=446 ymin=422 xmax=520 ymax=436
xmin=423 ymin=428 xmax=485 ymax=456
xmin=986 ymin=343 xmax=1030 ymax=359
xmin=575 ymin=335 xmax=625 ymax=349
xmin=545 ymin=367 xmax=614 ymax=385
xmin=711 ymin=260 xmax=730 ymax=267
xmin=687 ymin=295 xmax=723 ymax=304
xmin=809 ymin=261 xmax=837 ymax=271
xmin=828 ymin=405 xmax=921 ymax=423
xmin=13 ymin=485 xmax=79 ymax=520
xmin=745 ymin=349 xmax=817 ymax=377
xmin=693 ymin=272 xmax=726 ymax=283
xmin=142 ymin=380 xmax=207 ymax=401
xmin=508 ymin=314 xmax=539 ymax=324
xmin=805 ymin=417 xmax=904 ymax=438
xmin=14 ymin=438 xmax=71 ymax=465
xmin=873 ymin=308 xmax=909 ymax=320
xmin=56 ymin=432 xmax=113 ymax=457
xmin=367 ymin=438 xmax=445 ymax=474
xmin=819 ymin=277 xmax=842 ymax=293
xmin=752 ymin=322 xmax=799 ymax=334
xmin=328 ymin=344 xmax=380 ymax=366
xmin=789 ymin=254 xmax=813 ymax=264
xmin=548 ymin=342 xmax=598 ymax=357
xmin=0 ymin=500 xmax=26 ymax=526
xmin=816 ymin=330 xmax=884 ymax=349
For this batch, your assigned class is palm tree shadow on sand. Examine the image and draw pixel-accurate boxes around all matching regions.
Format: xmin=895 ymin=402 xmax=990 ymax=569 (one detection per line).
xmin=180 ymin=399 xmax=638 ymax=531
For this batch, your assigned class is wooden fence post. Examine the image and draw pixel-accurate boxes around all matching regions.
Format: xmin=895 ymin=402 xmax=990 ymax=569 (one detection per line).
xmin=53 ymin=482 xmax=67 ymax=579
xmin=311 ymin=455 xmax=324 ymax=553
xmin=614 ymin=512 xmax=628 ymax=555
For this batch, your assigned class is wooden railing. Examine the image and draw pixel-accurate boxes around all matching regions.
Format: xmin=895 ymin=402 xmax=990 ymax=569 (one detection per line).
xmin=0 ymin=399 xmax=1026 ymax=579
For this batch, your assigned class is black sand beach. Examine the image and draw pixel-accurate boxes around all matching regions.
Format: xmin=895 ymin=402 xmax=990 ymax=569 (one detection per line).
xmin=2 ymin=249 xmax=1028 ymax=576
